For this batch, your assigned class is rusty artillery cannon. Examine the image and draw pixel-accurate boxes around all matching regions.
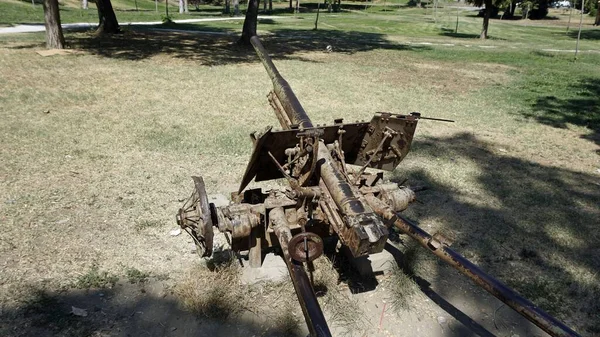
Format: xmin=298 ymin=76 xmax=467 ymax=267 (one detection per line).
xmin=176 ymin=36 xmax=580 ymax=337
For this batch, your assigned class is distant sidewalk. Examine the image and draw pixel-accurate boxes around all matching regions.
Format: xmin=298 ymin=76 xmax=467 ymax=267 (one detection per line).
xmin=0 ymin=16 xmax=290 ymax=34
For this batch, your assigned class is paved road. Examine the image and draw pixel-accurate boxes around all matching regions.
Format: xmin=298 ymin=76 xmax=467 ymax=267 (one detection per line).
xmin=0 ymin=16 xmax=291 ymax=34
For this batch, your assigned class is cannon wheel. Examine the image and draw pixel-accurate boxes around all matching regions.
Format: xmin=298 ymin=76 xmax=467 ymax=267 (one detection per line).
xmin=176 ymin=176 xmax=214 ymax=257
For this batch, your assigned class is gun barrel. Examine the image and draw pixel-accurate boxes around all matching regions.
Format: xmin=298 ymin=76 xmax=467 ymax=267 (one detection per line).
xmin=250 ymin=36 xmax=313 ymax=129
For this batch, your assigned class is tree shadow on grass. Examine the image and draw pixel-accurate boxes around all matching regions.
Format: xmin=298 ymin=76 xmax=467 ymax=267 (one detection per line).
xmin=0 ymin=281 xmax=305 ymax=337
xmin=67 ymin=25 xmax=428 ymax=65
xmin=438 ymin=27 xmax=506 ymax=40
xmin=391 ymin=132 xmax=600 ymax=335
xmin=567 ymin=29 xmax=600 ymax=40
xmin=527 ymin=77 xmax=600 ymax=152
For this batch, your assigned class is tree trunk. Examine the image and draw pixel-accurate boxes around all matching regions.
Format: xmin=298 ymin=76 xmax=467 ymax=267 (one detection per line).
xmin=233 ymin=0 xmax=239 ymax=15
xmin=295 ymin=0 xmax=299 ymax=13
xmin=268 ymin=0 xmax=272 ymax=12
xmin=225 ymin=0 xmax=230 ymax=14
xmin=179 ymin=0 xmax=184 ymax=13
xmin=43 ymin=0 xmax=65 ymax=49
xmin=263 ymin=0 xmax=266 ymax=12
xmin=184 ymin=0 xmax=189 ymax=12
xmin=82 ymin=0 xmax=88 ymax=10
xmin=480 ymin=0 xmax=492 ymax=39
xmin=507 ymin=1 xmax=516 ymax=18
xmin=289 ymin=0 xmax=293 ymax=11
xmin=314 ymin=1 xmax=320 ymax=29
xmin=96 ymin=0 xmax=120 ymax=34
xmin=595 ymin=1 xmax=600 ymax=25
xmin=239 ymin=0 xmax=258 ymax=45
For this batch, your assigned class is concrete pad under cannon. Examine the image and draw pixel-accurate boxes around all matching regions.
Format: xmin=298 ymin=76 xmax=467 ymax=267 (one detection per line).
xmin=240 ymin=252 xmax=289 ymax=285
xmin=207 ymin=194 xmax=230 ymax=207
xmin=343 ymin=244 xmax=396 ymax=277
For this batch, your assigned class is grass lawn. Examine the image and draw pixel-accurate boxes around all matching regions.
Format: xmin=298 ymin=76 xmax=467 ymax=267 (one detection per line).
xmin=0 ymin=1 xmax=599 ymax=336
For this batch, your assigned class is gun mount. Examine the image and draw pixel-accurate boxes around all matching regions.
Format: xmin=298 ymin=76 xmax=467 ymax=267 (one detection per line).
xmin=176 ymin=36 xmax=580 ymax=337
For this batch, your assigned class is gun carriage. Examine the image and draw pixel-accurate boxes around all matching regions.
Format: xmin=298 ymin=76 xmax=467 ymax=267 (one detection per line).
xmin=176 ymin=36 xmax=580 ymax=337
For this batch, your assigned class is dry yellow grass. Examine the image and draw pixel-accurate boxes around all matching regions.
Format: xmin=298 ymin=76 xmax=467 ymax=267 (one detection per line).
xmin=1 ymin=28 xmax=599 ymax=335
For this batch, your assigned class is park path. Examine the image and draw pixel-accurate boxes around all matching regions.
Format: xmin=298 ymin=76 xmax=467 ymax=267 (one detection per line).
xmin=1 ymin=15 xmax=598 ymax=54
xmin=0 ymin=15 xmax=291 ymax=34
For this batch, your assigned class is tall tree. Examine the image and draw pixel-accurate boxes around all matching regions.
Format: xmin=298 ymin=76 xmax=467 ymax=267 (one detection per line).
xmin=239 ymin=0 xmax=259 ymax=45
xmin=528 ymin=0 xmax=549 ymax=19
xmin=468 ymin=0 xmax=501 ymax=39
xmin=502 ymin=0 xmax=516 ymax=19
xmin=595 ymin=0 xmax=600 ymax=25
xmin=43 ymin=0 xmax=65 ymax=49
xmin=480 ymin=0 xmax=493 ymax=38
xmin=233 ymin=0 xmax=240 ymax=15
xmin=96 ymin=0 xmax=120 ymax=34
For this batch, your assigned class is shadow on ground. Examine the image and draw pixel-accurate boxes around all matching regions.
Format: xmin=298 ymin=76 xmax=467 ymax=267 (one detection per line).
xmin=567 ymin=29 xmax=600 ymax=40
xmin=391 ymin=132 xmax=600 ymax=335
xmin=438 ymin=27 xmax=506 ymax=40
xmin=528 ymin=77 xmax=600 ymax=151
xmin=66 ymin=25 xmax=427 ymax=65
xmin=0 ymin=281 xmax=304 ymax=337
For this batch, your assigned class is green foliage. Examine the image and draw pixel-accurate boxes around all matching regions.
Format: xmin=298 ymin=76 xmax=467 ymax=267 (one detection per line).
xmin=162 ymin=14 xmax=174 ymax=24
xmin=74 ymin=264 xmax=119 ymax=289
xmin=587 ymin=0 xmax=598 ymax=16
xmin=125 ymin=267 xmax=150 ymax=284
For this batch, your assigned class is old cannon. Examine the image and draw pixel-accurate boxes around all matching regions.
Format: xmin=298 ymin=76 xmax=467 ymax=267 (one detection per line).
xmin=176 ymin=36 xmax=580 ymax=337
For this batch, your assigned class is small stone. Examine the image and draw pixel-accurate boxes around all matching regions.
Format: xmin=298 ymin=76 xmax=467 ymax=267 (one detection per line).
xmin=436 ymin=316 xmax=447 ymax=325
xmin=71 ymin=306 xmax=88 ymax=317
xmin=169 ymin=228 xmax=181 ymax=236
xmin=56 ymin=219 xmax=69 ymax=225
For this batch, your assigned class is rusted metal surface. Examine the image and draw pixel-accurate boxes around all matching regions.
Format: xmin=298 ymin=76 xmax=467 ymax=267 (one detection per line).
xmin=270 ymin=207 xmax=332 ymax=337
xmin=288 ymin=232 xmax=324 ymax=262
xmin=353 ymin=112 xmax=419 ymax=171
xmin=176 ymin=176 xmax=214 ymax=257
xmin=364 ymin=194 xmax=581 ymax=337
xmin=251 ymin=36 xmax=313 ymax=129
xmin=176 ymin=36 xmax=582 ymax=337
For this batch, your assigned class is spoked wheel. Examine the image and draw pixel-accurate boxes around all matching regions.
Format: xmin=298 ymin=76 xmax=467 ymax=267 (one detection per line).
xmin=176 ymin=176 xmax=215 ymax=257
